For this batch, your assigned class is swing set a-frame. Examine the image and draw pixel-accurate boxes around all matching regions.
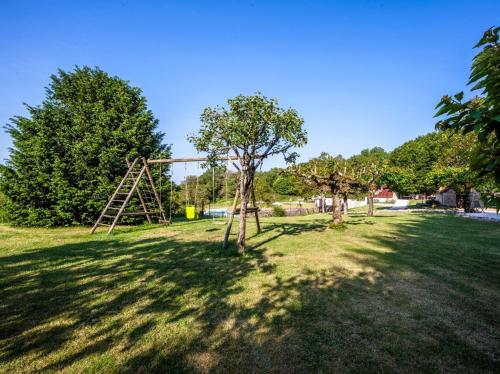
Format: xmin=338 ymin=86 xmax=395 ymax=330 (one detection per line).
xmin=90 ymin=155 xmax=261 ymax=235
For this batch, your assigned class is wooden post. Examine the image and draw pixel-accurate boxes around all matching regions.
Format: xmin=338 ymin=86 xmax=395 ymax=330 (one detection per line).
xmin=91 ymin=158 xmax=139 ymax=234
xmin=108 ymin=165 xmax=146 ymax=234
xmin=142 ymin=158 xmax=167 ymax=223
xmin=223 ymin=187 xmax=240 ymax=249
xmin=251 ymin=186 xmax=261 ymax=233
xmin=127 ymin=159 xmax=152 ymax=224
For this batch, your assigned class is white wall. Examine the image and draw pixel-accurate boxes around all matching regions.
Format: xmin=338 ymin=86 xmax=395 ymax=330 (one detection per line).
xmin=314 ymin=197 xmax=367 ymax=208
xmin=347 ymin=198 xmax=367 ymax=208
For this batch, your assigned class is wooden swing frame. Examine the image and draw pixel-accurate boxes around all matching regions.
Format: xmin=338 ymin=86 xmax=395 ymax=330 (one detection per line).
xmin=91 ymin=155 xmax=261 ymax=235
xmin=151 ymin=156 xmax=261 ymax=234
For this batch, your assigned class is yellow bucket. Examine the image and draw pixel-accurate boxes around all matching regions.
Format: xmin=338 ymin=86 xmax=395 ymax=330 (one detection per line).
xmin=185 ymin=205 xmax=197 ymax=220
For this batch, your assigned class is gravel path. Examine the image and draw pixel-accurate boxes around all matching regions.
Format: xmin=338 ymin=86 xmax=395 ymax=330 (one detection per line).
xmin=389 ymin=199 xmax=409 ymax=210
xmin=462 ymin=212 xmax=500 ymax=222
xmin=385 ymin=201 xmax=500 ymax=223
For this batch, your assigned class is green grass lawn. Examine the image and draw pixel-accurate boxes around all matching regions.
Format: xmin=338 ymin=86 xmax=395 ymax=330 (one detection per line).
xmin=1 ymin=212 xmax=499 ymax=373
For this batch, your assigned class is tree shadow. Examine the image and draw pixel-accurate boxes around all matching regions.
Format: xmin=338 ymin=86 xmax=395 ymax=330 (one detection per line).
xmin=1 ymin=214 xmax=499 ymax=372
xmin=345 ymin=218 xmax=376 ymax=225
xmin=0 ymin=234 xmax=268 ymax=371
xmin=249 ymin=219 xmax=328 ymax=250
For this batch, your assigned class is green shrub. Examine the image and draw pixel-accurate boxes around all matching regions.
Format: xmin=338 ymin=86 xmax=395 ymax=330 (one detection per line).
xmin=272 ymin=205 xmax=286 ymax=217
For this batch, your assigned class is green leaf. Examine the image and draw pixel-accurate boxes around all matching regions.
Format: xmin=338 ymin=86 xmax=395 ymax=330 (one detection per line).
xmin=473 ymin=123 xmax=483 ymax=133
xmin=435 ymin=106 xmax=451 ymax=117
xmin=434 ymin=101 xmax=445 ymax=110
xmin=485 ymin=160 xmax=497 ymax=171
xmin=453 ymin=92 xmax=464 ymax=101
xmin=470 ymin=110 xmax=481 ymax=120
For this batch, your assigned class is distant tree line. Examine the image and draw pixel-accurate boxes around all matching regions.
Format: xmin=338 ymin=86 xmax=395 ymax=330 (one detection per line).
xmin=178 ymin=128 xmax=490 ymax=223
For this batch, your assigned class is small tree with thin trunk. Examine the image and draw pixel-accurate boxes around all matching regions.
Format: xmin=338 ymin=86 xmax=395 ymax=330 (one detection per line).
xmin=189 ymin=93 xmax=307 ymax=253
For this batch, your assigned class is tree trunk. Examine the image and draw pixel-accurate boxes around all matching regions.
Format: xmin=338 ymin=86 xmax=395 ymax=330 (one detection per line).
xmin=251 ymin=187 xmax=261 ymax=233
xmin=463 ymin=185 xmax=472 ymax=213
xmin=321 ymin=192 xmax=326 ymax=213
xmin=367 ymin=192 xmax=374 ymax=217
xmin=236 ymin=169 xmax=253 ymax=254
xmin=223 ymin=187 xmax=240 ymax=249
xmin=332 ymin=192 xmax=342 ymax=225
xmin=237 ymin=192 xmax=249 ymax=254
xmin=343 ymin=194 xmax=348 ymax=215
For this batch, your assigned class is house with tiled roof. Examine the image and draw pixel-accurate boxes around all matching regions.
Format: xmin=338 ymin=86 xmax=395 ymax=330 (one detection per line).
xmin=373 ymin=187 xmax=397 ymax=202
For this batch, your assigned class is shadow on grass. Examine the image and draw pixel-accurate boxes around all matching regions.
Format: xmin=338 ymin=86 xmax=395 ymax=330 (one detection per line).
xmin=345 ymin=218 xmax=376 ymax=225
xmin=0 ymin=215 xmax=499 ymax=372
xmin=250 ymin=220 xmax=327 ymax=250
xmin=0 ymin=235 xmax=262 ymax=370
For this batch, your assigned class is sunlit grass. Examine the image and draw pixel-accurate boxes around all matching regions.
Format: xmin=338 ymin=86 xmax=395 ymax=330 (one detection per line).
xmin=1 ymin=212 xmax=499 ymax=372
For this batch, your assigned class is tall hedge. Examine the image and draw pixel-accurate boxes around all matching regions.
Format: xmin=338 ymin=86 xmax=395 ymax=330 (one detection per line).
xmin=0 ymin=66 xmax=169 ymax=226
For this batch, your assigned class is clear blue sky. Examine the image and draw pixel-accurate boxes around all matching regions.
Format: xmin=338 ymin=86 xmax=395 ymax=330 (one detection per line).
xmin=1 ymin=0 xmax=499 ymax=180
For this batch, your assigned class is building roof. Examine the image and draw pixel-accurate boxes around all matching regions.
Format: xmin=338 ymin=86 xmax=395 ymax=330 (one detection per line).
xmin=437 ymin=187 xmax=455 ymax=194
xmin=374 ymin=188 xmax=394 ymax=198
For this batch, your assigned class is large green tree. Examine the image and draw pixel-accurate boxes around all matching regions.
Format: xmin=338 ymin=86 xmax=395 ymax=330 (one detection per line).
xmin=0 ymin=66 xmax=168 ymax=226
xmin=435 ymin=26 xmax=500 ymax=208
xmin=189 ymin=93 xmax=307 ymax=253
xmin=388 ymin=132 xmax=448 ymax=195
xmin=435 ymin=26 xmax=499 ymax=183
xmin=424 ymin=132 xmax=479 ymax=211
xmin=349 ymin=147 xmax=388 ymax=166
xmin=386 ymin=131 xmax=479 ymax=210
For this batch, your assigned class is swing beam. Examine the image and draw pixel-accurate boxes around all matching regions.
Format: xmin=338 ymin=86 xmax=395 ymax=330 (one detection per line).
xmin=148 ymin=155 xmax=239 ymax=164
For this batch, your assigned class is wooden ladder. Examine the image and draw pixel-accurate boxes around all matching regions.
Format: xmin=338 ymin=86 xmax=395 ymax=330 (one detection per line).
xmin=90 ymin=158 xmax=167 ymax=234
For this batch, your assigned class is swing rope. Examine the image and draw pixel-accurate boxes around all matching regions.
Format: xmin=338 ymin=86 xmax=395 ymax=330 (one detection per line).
xmin=194 ymin=161 xmax=200 ymax=208
xmin=225 ymin=155 xmax=231 ymax=221
xmin=159 ymin=161 xmax=162 ymax=218
xmin=184 ymin=162 xmax=189 ymax=205
xmin=169 ymin=167 xmax=173 ymax=222
xmin=212 ymin=167 xmax=215 ymax=219
xmin=225 ymin=157 xmax=229 ymax=204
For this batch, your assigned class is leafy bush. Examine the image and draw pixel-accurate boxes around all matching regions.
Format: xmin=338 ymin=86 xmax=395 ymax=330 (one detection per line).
xmin=272 ymin=205 xmax=286 ymax=217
